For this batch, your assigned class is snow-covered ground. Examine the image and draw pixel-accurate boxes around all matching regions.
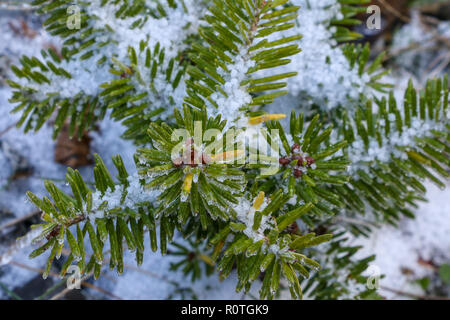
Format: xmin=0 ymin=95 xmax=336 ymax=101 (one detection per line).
xmin=0 ymin=6 xmax=449 ymax=300
xmin=354 ymin=181 xmax=450 ymax=299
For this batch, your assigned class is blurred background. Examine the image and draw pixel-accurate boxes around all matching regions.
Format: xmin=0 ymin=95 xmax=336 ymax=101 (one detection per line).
xmin=0 ymin=0 xmax=449 ymax=300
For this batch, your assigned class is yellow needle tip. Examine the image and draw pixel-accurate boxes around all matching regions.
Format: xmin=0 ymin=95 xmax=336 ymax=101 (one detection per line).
xmin=252 ymin=191 xmax=265 ymax=210
xmin=183 ymin=173 xmax=194 ymax=194
xmin=211 ymin=150 xmax=244 ymax=162
xmin=248 ymin=114 xmax=286 ymax=125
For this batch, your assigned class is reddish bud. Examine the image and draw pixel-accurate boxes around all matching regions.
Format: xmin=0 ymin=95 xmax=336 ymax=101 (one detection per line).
xmin=187 ymin=252 xmax=196 ymax=261
xmin=292 ymin=154 xmax=303 ymax=165
xmin=172 ymin=157 xmax=183 ymax=168
xmin=279 ymin=157 xmax=290 ymax=166
xmin=46 ymin=226 xmax=60 ymax=240
xmin=305 ymin=156 xmax=315 ymax=166
xmin=293 ymin=169 xmax=303 ymax=178
xmin=291 ymin=143 xmax=301 ymax=153
xmin=286 ymin=221 xmax=299 ymax=234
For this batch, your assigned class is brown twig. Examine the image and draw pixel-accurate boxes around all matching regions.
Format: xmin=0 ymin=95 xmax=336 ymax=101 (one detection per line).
xmin=383 ymin=42 xmax=441 ymax=63
xmin=378 ymin=0 xmax=450 ymax=47
xmin=334 ymin=216 xmax=381 ymax=229
xmin=380 ymin=285 xmax=450 ymax=301
xmin=122 ymin=263 xmax=174 ymax=284
xmin=0 ymin=122 xmax=17 ymax=138
xmin=379 ymin=0 xmax=450 ymax=47
xmin=425 ymin=51 xmax=450 ymax=79
xmin=48 ymin=273 xmax=94 ymax=300
xmin=377 ymin=0 xmax=411 ymax=23
xmin=46 ymin=215 xmax=86 ymax=240
xmin=0 ymin=211 xmax=40 ymax=232
xmin=9 ymin=260 xmax=122 ymax=300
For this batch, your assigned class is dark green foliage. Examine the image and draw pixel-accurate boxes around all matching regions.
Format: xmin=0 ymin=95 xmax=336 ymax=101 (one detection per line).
xmin=7 ymin=48 xmax=105 ymax=139
xmin=135 ymin=106 xmax=246 ymax=222
xmin=184 ymin=0 xmax=301 ymax=112
xmin=26 ymin=106 xmax=352 ymax=298
xmin=261 ymin=112 xmax=350 ymax=223
xmin=342 ymin=42 xmax=392 ymax=93
xmin=169 ymin=240 xmax=216 ymax=282
xmin=303 ymin=230 xmax=382 ymax=300
xmin=8 ymin=0 xmax=190 ymax=139
xmin=8 ymin=0 xmax=450 ymax=300
xmin=336 ymin=77 xmax=449 ymax=232
xmin=199 ymin=190 xmax=332 ymax=300
xmin=333 ymin=0 xmax=371 ymax=42
xmin=101 ymin=44 xmax=186 ymax=144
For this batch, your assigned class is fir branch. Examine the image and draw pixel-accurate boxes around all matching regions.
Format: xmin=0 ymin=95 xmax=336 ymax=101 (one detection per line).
xmin=184 ymin=0 xmax=301 ymax=123
xmin=339 ymin=76 xmax=449 ymax=225
xmin=8 ymin=0 xmax=203 ymax=139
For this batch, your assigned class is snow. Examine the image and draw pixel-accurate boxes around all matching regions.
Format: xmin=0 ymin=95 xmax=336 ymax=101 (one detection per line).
xmin=0 ymin=0 xmax=449 ymax=300
xmin=346 ymin=114 xmax=446 ymax=177
xmin=10 ymin=0 xmax=205 ymax=122
xmin=352 ymin=181 xmax=450 ymax=299
xmin=391 ymin=11 xmax=450 ymax=78
xmin=87 ymin=0 xmax=203 ymax=62
xmin=94 ymin=234 xmax=261 ymax=300
xmin=233 ymin=196 xmax=270 ymax=243
xmin=0 ymin=14 xmax=58 ymax=60
xmin=259 ymin=0 xmax=375 ymax=112
xmin=0 ymin=87 xmax=67 ymax=213
xmin=209 ymin=46 xmax=254 ymax=123
xmin=0 ymin=226 xmax=42 ymax=266
xmin=88 ymin=174 xmax=160 ymax=220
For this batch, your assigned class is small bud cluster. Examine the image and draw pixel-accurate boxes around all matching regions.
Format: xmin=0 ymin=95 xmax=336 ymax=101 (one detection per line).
xmin=279 ymin=143 xmax=315 ymax=178
xmin=286 ymin=221 xmax=299 ymax=235
xmin=45 ymin=226 xmax=60 ymax=240
xmin=172 ymin=138 xmax=210 ymax=168
xmin=120 ymin=66 xmax=134 ymax=79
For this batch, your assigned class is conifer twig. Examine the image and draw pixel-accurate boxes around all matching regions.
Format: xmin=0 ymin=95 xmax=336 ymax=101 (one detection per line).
xmin=9 ymin=260 xmax=122 ymax=300
xmin=0 ymin=210 xmax=40 ymax=232
xmin=0 ymin=122 xmax=17 ymax=138
xmin=0 ymin=280 xmax=22 ymax=300
xmin=380 ymin=285 xmax=450 ymax=301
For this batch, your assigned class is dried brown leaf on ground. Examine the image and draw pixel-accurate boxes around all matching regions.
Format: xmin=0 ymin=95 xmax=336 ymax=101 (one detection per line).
xmin=400 ymin=267 xmax=415 ymax=276
xmin=7 ymin=19 xmax=37 ymax=39
xmin=54 ymin=123 xmax=93 ymax=168
xmin=418 ymin=257 xmax=439 ymax=271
